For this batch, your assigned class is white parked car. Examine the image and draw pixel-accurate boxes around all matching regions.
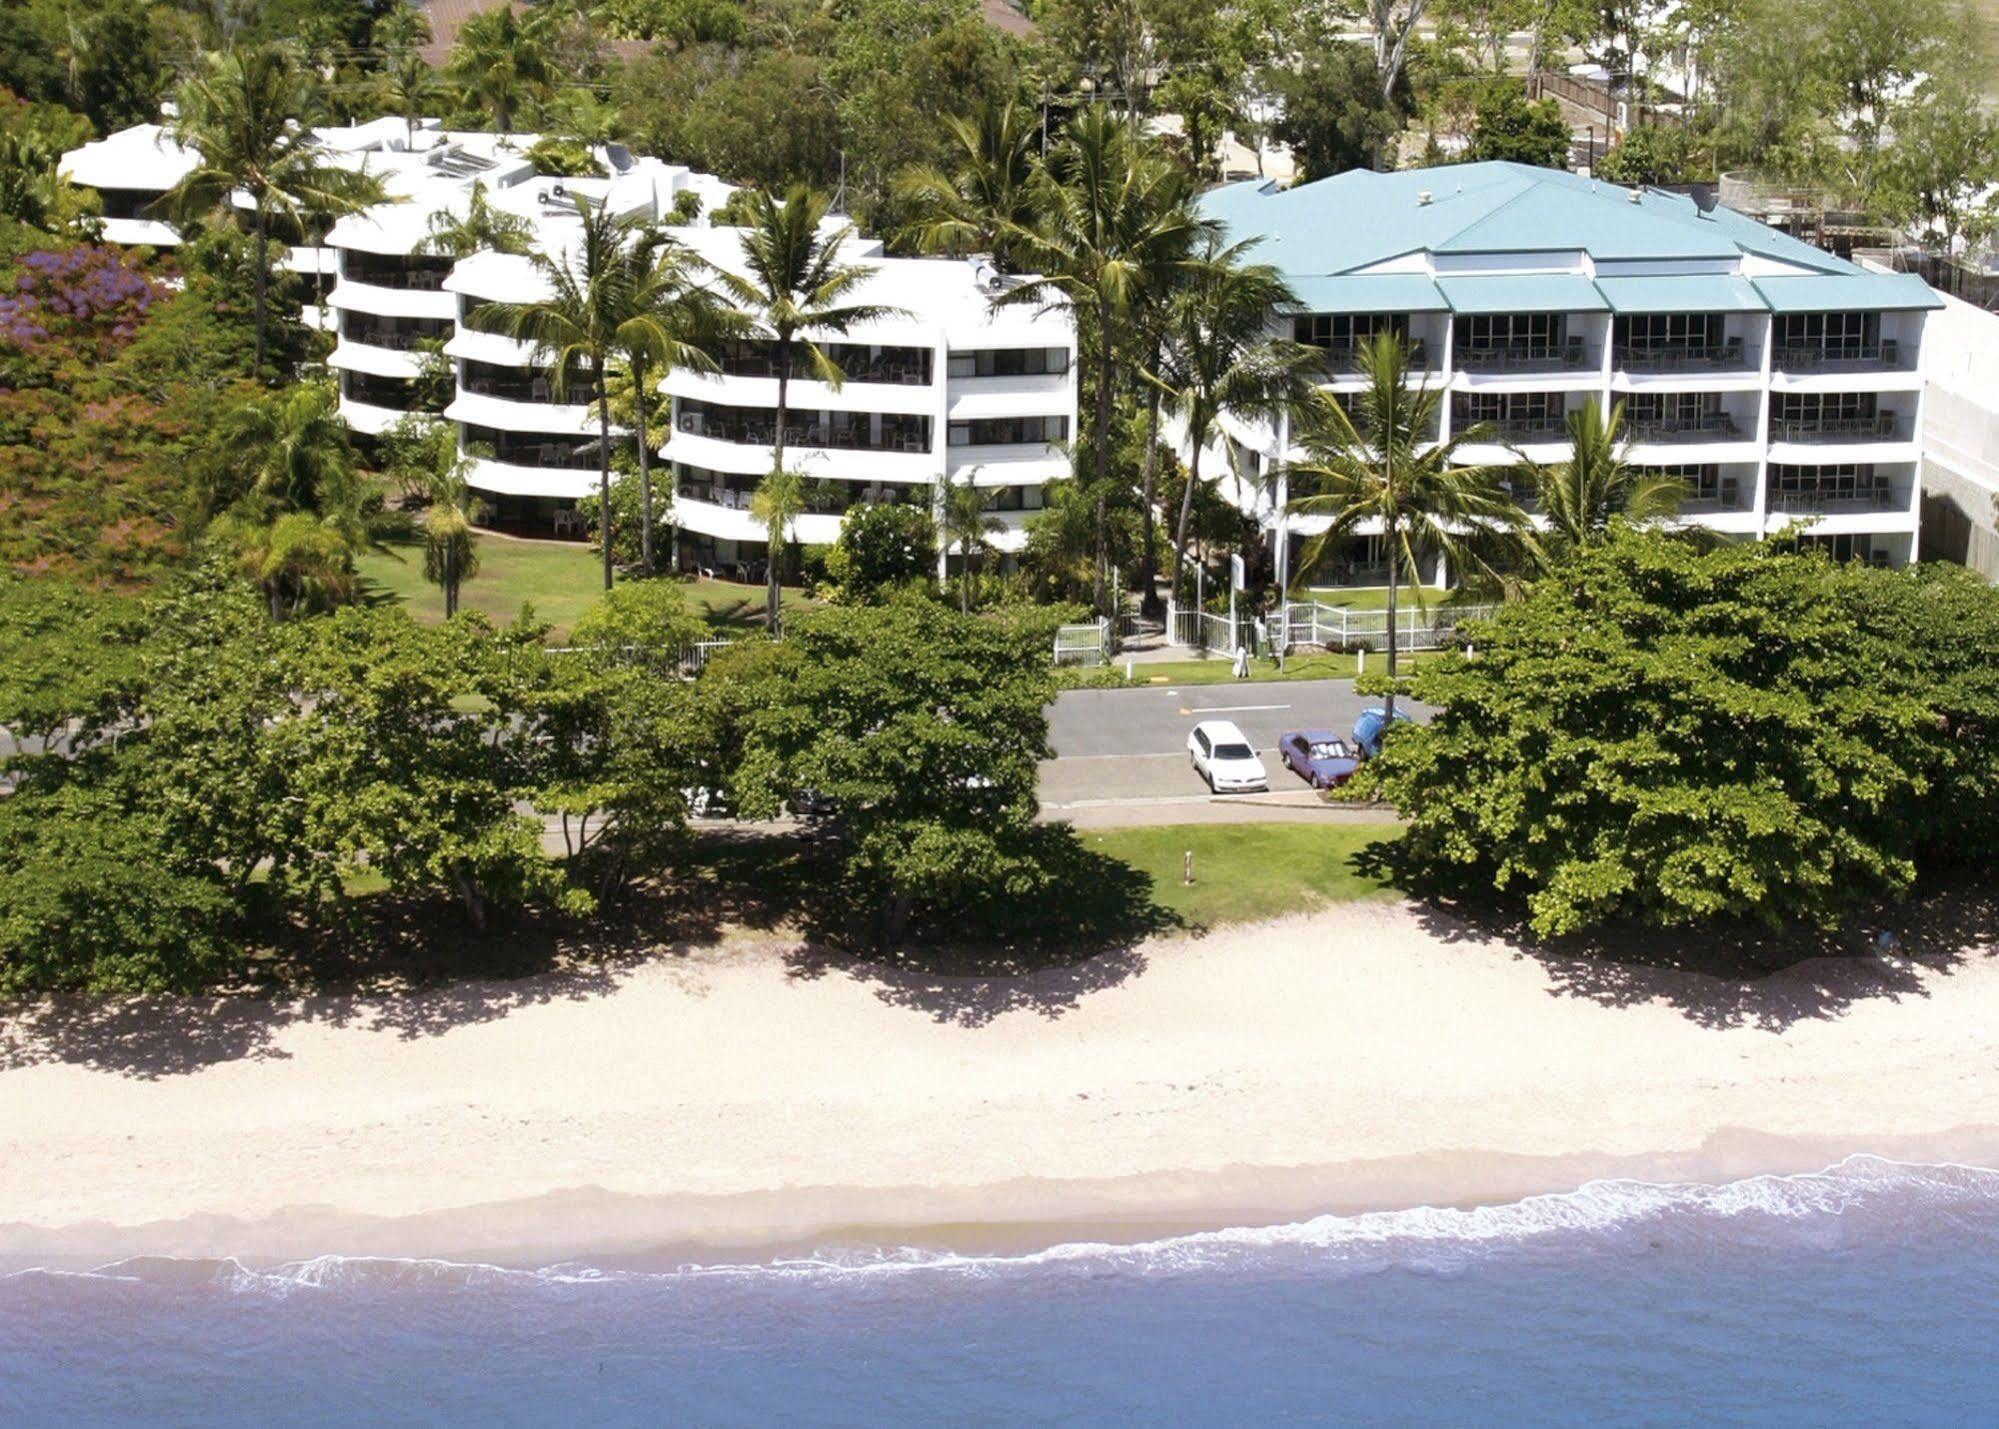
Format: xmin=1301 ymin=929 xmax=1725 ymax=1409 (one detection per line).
xmin=1187 ymin=719 xmax=1269 ymax=793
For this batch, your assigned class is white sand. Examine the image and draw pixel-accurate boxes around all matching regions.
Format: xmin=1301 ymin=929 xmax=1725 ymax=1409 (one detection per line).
xmin=3 ymin=903 xmax=1997 ymax=1261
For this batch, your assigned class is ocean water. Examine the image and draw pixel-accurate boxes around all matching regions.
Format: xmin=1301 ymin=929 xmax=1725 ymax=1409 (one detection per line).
xmin=4 ymin=1156 xmax=1997 ymax=1426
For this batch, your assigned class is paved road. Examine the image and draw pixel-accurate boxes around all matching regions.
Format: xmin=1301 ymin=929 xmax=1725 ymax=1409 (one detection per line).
xmin=1042 ymin=680 xmax=1430 ymax=812
xmin=1049 ymin=680 xmax=1421 ymax=758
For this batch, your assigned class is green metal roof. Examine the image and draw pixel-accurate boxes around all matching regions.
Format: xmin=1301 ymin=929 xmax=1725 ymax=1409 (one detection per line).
xmin=1752 ymin=272 xmax=1943 ymax=312
xmin=1281 ymin=274 xmax=1449 ymax=313
xmin=1435 ymin=273 xmax=1607 ymax=314
xmin=1593 ymin=274 xmax=1768 ymax=313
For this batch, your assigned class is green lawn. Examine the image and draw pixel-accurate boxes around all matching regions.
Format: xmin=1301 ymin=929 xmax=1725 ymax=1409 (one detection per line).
xmin=1084 ymin=822 xmax=1400 ymax=928
xmin=354 ymin=534 xmax=813 ymax=639
xmin=1063 ymin=648 xmax=1446 ymax=689
xmin=1294 ymin=585 xmax=1459 ymax=612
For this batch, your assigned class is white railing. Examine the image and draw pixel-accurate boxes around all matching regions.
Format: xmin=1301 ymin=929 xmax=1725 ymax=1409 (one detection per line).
xmin=1054 ymin=618 xmax=1112 ymax=667
xmin=1165 ymin=600 xmax=1241 ymax=652
xmin=1274 ymin=601 xmax=1498 ymax=653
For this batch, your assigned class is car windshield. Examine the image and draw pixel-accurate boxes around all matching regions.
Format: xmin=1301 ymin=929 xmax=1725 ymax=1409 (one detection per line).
xmin=1213 ymin=742 xmax=1255 ymax=761
xmin=1310 ymin=741 xmax=1350 ymax=760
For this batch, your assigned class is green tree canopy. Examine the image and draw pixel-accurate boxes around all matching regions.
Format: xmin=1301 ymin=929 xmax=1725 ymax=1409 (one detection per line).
xmin=1359 ymin=530 xmax=1999 ymax=940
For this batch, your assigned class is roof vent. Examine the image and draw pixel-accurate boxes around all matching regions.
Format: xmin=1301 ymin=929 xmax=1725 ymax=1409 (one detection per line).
xmin=1627 ymin=187 xmax=1642 ymax=204
xmin=1418 ymin=190 xmax=1433 ymax=206
xmin=552 ymin=181 xmax=567 ymax=198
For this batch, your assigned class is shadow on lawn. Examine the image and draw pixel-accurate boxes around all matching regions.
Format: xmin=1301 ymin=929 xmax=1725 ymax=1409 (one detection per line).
xmin=1351 ymin=836 xmax=1999 ymax=1033
xmin=0 ymin=827 xmax=1183 ymax=1076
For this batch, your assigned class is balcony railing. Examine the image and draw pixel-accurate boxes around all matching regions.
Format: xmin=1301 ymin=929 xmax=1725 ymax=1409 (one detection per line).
xmin=678 ymin=414 xmax=932 ymax=454
xmin=1769 ymin=412 xmax=1899 ymax=442
xmin=1455 ymin=337 xmax=1589 ymax=372
xmin=711 ymin=352 xmax=932 ymax=385
xmin=343 ymin=262 xmax=453 ymax=292
xmin=1615 ymin=339 xmax=1749 ymax=372
xmin=1626 ymin=412 xmax=1742 ymax=441
xmin=1772 ymin=340 xmax=1904 ymax=372
xmin=480 ymin=441 xmax=623 ymax=472
xmin=1320 ymin=339 xmax=1428 ymax=372
xmin=1461 ymin=415 xmax=1568 ymax=442
xmin=678 ymin=480 xmax=926 ymax=515
xmin=462 ymin=374 xmax=560 ymax=404
xmin=1767 ymin=479 xmax=1900 ymax=513
xmin=342 ymin=325 xmax=449 ymax=352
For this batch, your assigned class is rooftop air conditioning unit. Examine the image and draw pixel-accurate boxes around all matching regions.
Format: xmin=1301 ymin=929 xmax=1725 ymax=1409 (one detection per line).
xmin=970 ymin=257 xmax=1004 ymax=295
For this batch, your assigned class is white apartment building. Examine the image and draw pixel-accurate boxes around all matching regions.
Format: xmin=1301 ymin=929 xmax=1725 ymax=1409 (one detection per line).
xmin=1195 ymin=161 xmax=1943 ymax=583
xmin=656 ymin=234 xmax=1077 ymax=570
xmin=67 ymin=117 xmax=1079 ymax=560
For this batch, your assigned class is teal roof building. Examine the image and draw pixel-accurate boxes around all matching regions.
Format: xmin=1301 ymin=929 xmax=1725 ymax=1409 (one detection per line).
xmin=1190 ymin=162 xmax=1941 ymax=573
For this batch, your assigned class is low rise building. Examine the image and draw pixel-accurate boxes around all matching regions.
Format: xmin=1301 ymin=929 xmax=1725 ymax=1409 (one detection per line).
xmin=1194 ymin=161 xmax=1943 ymax=584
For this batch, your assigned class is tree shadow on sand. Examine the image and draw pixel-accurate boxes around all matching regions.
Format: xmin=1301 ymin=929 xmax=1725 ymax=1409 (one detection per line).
xmin=0 ymin=825 xmax=1184 ymax=1075
xmin=0 ymin=891 xmax=691 ymax=1080
xmin=1351 ymin=836 xmax=1999 ymax=1033
xmin=681 ymin=825 xmax=1182 ymax=1027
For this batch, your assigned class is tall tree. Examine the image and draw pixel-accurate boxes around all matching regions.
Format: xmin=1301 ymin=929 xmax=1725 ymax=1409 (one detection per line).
xmin=1151 ymin=236 xmax=1318 ymax=605
xmin=422 ymin=447 xmax=481 ymax=617
xmin=420 ymin=179 xmax=536 ymax=258
xmin=1526 ymin=400 xmax=1684 ymax=560
xmin=708 ymin=182 xmax=898 ymax=605
xmin=750 ymin=466 xmax=806 ymax=632
xmin=939 ymin=470 xmax=1004 ymax=613
xmin=1002 ymin=107 xmax=1207 ymax=615
xmin=1284 ymin=332 xmax=1531 ymax=720
xmin=374 ymin=4 xmax=437 ymax=145
xmin=163 ymin=43 xmax=381 ymax=372
xmin=894 ymin=98 xmax=1041 ymax=272
xmin=471 ymin=194 xmax=650 ymax=592
xmin=446 ymin=4 xmax=557 ymax=136
xmin=610 ymin=230 xmax=730 ymax=576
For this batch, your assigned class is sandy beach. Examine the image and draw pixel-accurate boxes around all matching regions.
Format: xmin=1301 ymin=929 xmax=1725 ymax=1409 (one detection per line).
xmin=3 ymin=902 xmax=1998 ymax=1264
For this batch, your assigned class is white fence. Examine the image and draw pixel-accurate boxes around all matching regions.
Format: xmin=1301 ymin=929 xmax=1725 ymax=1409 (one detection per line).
xmin=1276 ymin=601 xmax=1497 ymax=653
xmin=1053 ymin=619 xmax=1112 ymax=667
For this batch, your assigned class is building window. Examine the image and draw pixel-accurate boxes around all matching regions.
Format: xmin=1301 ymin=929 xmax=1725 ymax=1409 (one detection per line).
xmin=1775 ymin=311 xmax=1880 ymax=355
xmin=946 ymin=414 xmax=1069 ymax=445
xmin=1614 ymin=313 xmax=1724 ymax=350
xmin=1455 ymin=391 xmax=1566 ymax=427
xmin=946 ymin=348 xmax=1071 ymax=379
xmin=1634 ymin=463 xmax=1728 ymax=502
xmin=1456 ymin=313 xmax=1565 ymax=349
xmin=1293 ymin=313 xmax=1407 ymax=348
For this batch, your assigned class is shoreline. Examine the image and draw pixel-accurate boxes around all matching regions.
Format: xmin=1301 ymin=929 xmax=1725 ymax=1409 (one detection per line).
xmin=5 ymin=903 xmax=1998 ymax=1267
xmin=9 ymin=1128 xmax=1999 ymax=1272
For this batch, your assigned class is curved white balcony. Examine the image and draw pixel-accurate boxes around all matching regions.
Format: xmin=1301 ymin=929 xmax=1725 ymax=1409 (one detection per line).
xmin=327 ymin=279 xmax=457 ymax=322
xmin=1764 ymin=434 xmax=1919 ymax=468
xmin=99 ymin=217 xmax=183 ymax=247
xmin=1623 ymin=435 xmax=1764 ymax=467
xmin=1449 ymin=366 xmax=1606 ymax=395
xmin=946 ymin=443 xmax=1069 ymax=484
xmin=661 ymin=368 xmax=937 ymax=416
xmin=463 ymin=456 xmax=600 ymax=501
xmin=329 ymin=341 xmax=425 ymax=379
xmin=662 ymin=428 xmax=941 ymax=483
xmin=674 ymin=493 xmax=845 ymax=547
xmin=340 ymin=395 xmax=426 ymax=437
xmin=1767 ymin=366 xmax=1923 ymax=396
xmin=444 ymin=327 xmax=541 ymax=367
xmin=446 ymin=390 xmax=601 ymax=436
xmin=944 ymin=372 xmax=1070 ymax=420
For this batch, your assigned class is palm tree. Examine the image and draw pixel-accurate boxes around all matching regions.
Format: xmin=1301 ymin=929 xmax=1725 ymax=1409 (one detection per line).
xmin=374 ymin=6 xmax=437 ymax=146
xmin=750 ymin=466 xmax=806 ymax=632
xmin=224 ymin=510 xmax=359 ymax=621
xmin=708 ymin=182 xmax=899 ymax=567
xmin=1150 ymin=235 xmax=1319 ymax=606
xmin=894 ymin=98 xmax=1040 ymax=272
xmin=939 ymin=470 xmax=1005 ymax=613
xmin=218 ymin=380 xmax=361 ymax=518
xmin=469 ymin=194 xmax=650 ymax=592
xmin=1000 ymin=107 xmax=1208 ymax=615
xmin=422 ymin=455 xmax=481 ymax=617
xmin=162 ymin=44 xmax=383 ymax=372
xmin=446 ymin=6 xmax=555 ymax=137
xmin=1528 ymin=400 xmax=1685 ymax=560
xmin=609 ymin=230 xmax=731 ymax=575
xmin=420 ymin=178 xmax=535 ymax=258
xmin=1284 ymin=332 xmax=1533 ymax=721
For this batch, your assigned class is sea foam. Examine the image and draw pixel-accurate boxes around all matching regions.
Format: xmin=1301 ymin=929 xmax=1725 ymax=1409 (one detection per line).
xmin=7 ymin=1154 xmax=1994 ymax=1297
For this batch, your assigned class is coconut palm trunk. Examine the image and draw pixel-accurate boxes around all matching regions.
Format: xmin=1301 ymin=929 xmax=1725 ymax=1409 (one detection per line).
xmin=1170 ymin=426 xmax=1204 ymax=601
xmin=252 ymin=201 xmax=269 ymax=371
xmin=1382 ymin=510 xmax=1400 ymax=723
xmin=595 ymin=369 xmax=614 ymax=590
xmin=633 ymin=356 xmax=655 ymax=575
xmin=769 ymin=345 xmax=791 ymax=629
xmin=1137 ymin=379 xmax=1164 ymax=617
xmin=1090 ymin=291 xmax=1114 ymax=616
